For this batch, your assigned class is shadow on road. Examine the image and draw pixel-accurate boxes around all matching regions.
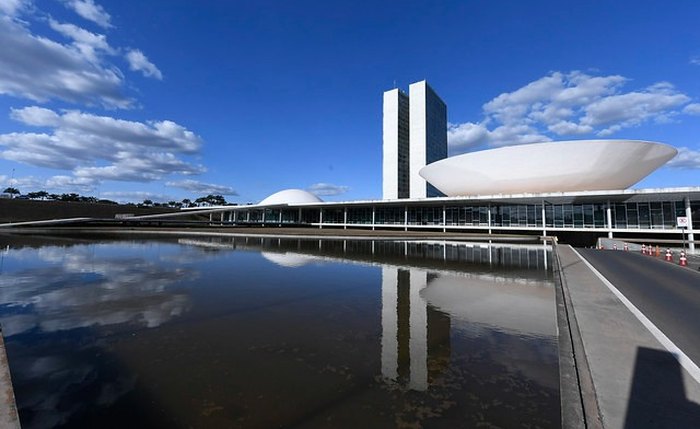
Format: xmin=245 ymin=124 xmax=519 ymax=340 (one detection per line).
xmin=624 ymin=347 xmax=700 ymax=428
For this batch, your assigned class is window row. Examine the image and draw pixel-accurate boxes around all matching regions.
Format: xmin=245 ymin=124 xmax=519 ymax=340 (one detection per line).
xmin=227 ymin=201 xmax=695 ymax=229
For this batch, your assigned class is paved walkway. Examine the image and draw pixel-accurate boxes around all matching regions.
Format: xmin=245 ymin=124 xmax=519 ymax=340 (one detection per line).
xmin=558 ymin=245 xmax=700 ymax=428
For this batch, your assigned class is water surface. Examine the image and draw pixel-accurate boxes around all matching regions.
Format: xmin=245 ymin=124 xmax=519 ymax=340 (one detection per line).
xmin=0 ymin=235 xmax=559 ymax=428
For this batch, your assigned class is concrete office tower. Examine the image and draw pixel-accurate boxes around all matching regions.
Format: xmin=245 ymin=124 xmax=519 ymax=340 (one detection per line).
xmin=409 ymin=81 xmax=447 ymax=198
xmin=382 ymin=80 xmax=447 ymax=199
xmin=382 ymin=88 xmax=410 ymax=199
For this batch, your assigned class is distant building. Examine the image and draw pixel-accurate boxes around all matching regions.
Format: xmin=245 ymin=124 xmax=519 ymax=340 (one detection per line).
xmin=383 ymin=80 xmax=447 ymax=199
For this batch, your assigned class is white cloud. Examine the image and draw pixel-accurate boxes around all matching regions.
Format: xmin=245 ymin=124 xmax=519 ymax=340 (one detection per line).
xmin=10 ymin=107 xmax=201 ymax=153
xmin=10 ymin=105 xmax=61 ymax=126
xmin=0 ymin=174 xmax=96 ymax=193
xmin=165 ymin=179 xmax=237 ymax=195
xmin=0 ymin=107 xmax=204 ymax=183
xmin=0 ymin=133 xmax=76 ymax=169
xmin=0 ymin=15 xmax=130 ymax=108
xmin=1 ymin=3 xmax=163 ymax=108
xmin=546 ymin=121 xmax=592 ymax=135
xmin=101 ymin=191 xmax=174 ymax=203
xmin=73 ymin=153 xmax=204 ymax=182
xmin=448 ymin=71 xmax=699 ymax=153
xmin=691 ymin=56 xmax=700 ymax=66
xmin=447 ymin=122 xmax=490 ymax=149
xmin=49 ymin=18 xmax=115 ymax=63
xmin=307 ymin=183 xmax=349 ymax=196
xmin=45 ymin=175 xmax=97 ymax=192
xmin=580 ymin=82 xmax=689 ymax=133
xmin=683 ymin=103 xmax=700 ymax=115
xmin=125 ymin=49 xmax=162 ymax=80
xmin=0 ymin=174 xmax=43 ymax=190
xmin=666 ymin=147 xmax=700 ymax=169
xmin=0 ymin=0 xmax=29 ymax=17
xmin=64 ymin=0 xmax=112 ymax=29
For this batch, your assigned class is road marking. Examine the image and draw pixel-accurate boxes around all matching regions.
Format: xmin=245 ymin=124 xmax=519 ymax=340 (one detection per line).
xmin=571 ymin=247 xmax=700 ymax=385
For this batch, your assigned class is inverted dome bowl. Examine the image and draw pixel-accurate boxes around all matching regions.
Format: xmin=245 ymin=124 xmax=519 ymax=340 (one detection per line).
xmin=419 ymin=140 xmax=677 ymax=196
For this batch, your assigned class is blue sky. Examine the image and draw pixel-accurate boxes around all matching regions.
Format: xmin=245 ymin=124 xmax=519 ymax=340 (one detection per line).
xmin=1 ymin=0 xmax=699 ymax=203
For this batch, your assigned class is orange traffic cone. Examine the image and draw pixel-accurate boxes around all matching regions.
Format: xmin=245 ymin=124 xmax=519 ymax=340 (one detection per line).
xmin=665 ymin=249 xmax=672 ymax=262
xmin=680 ymin=251 xmax=687 ymax=267
xmin=641 ymin=244 xmax=646 ymax=255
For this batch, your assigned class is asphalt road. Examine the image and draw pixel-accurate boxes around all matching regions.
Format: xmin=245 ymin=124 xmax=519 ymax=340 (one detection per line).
xmin=577 ymin=248 xmax=700 ymax=367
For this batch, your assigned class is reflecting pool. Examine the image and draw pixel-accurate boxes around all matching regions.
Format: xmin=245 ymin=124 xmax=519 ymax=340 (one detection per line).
xmin=0 ymin=235 xmax=559 ymax=428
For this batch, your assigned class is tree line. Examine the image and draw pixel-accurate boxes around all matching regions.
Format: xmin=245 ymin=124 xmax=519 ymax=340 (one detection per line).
xmin=2 ymin=187 xmax=231 ymax=208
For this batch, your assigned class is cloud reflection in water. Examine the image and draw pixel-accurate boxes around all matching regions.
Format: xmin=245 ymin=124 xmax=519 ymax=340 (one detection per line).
xmin=0 ymin=244 xmax=193 ymax=336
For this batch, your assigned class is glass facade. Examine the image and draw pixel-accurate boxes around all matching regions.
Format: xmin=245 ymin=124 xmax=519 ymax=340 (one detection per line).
xmin=224 ymin=198 xmax=695 ymax=231
xmin=397 ymin=92 xmax=410 ymax=199
xmin=610 ymin=201 xmax=683 ymax=229
xmin=348 ymin=207 xmax=373 ymax=224
xmin=374 ymin=207 xmax=404 ymax=225
xmin=424 ymin=85 xmax=447 ymax=198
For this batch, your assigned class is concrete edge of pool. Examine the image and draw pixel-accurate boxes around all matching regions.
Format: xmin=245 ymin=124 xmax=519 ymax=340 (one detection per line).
xmin=0 ymin=327 xmax=20 ymax=429
xmin=553 ymin=244 xmax=603 ymax=429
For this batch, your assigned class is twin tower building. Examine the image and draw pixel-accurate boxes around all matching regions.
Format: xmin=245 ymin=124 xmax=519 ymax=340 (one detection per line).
xmin=382 ymin=80 xmax=447 ymax=200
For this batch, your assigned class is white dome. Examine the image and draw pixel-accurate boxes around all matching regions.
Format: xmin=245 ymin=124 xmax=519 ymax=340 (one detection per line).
xmin=258 ymin=189 xmax=323 ymax=205
xmin=419 ymin=140 xmax=677 ymax=196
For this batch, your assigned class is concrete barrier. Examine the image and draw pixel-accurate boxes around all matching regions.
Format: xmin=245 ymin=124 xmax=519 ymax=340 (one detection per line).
xmin=552 ymin=244 xmax=603 ymax=429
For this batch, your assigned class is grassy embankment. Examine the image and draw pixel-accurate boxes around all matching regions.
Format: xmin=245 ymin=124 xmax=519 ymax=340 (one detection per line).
xmin=0 ymin=199 xmax=176 ymax=223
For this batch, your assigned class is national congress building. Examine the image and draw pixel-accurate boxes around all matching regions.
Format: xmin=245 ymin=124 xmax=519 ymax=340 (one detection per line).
xmin=186 ymin=81 xmax=699 ymax=253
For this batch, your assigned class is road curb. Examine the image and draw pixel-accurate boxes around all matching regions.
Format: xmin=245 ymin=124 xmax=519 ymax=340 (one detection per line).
xmin=553 ymin=244 xmax=603 ymax=429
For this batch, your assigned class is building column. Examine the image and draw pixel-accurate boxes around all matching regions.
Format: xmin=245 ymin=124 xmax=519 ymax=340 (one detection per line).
xmin=606 ymin=201 xmax=613 ymax=239
xmin=319 ymin=209 xmax=323 ymax=229
xmin=686 ymin=197 xmax=696 ymax=254
xmin=541 ymin=201 xmax=547 ymax=237
xmin=298 ymin=207 xmax=302 ymax=225
xmin=278 ymin=210 xmax=282 ymax=225
xmin=344 ymin=207 xmax=347 ymax=230
xmin=372 ymin=206 xmax=376 ymax=230
xmin=487 ymin=205 xmax=492 ymax=235
xmin=442 ymin=205 xmax=446 ymax=233
xmin=404 ymin=206 xmax=408 ymax=232
xmin=246 ymin=211 xmax=250 ymax=222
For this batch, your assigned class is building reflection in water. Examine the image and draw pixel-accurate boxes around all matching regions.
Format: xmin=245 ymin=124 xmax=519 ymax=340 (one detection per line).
xmin=185 ymin=236 xmax=553 ymax=274
xmin=0 ymin=235 xmax=558 ymax=428
xmin=381 ymin=266 xmax=450 ymax=391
